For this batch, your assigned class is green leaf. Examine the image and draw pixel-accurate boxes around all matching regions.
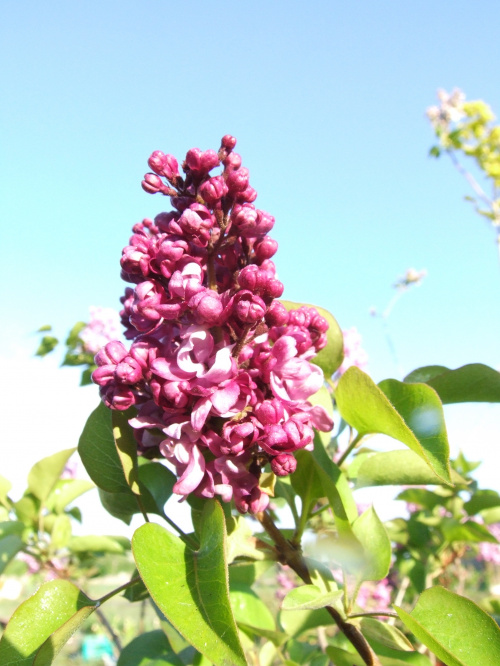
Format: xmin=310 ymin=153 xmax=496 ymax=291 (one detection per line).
xmin=45 ymin=479 xmax=94 ymax=513
xmin=48 ymin=514 xmax=72 ymax=551
xmin=132 ymin=501 xmax=247 ymax=666
xmin=33 ymin=606 xmax=97 ymax=665
xmin=311 ymin=435 xmax=358 ymax=529
xmin=117 ymin=630 xmax=184 ymax=666
xmin=404 ymin=363 xmax=500 ymax=404
xmin=282 ymin=584 xmax=343 ymax=611
xmin=335 ymin=368 xmax=451 ymax=484
xmin=78 ymin=402 xmax=130 ymax=493
xmin=280 ymin=300 xmax=344 ymax=376
xmin=440 ymin=518 xmax=498 ymax=543
xmin=35 ymin=335 xmax=59 ymax=357
xmin=326 ymin=645 xmax=432 ymax=666
xmin=0 ymin=521 xmax=24 ymax=539
xmin=80 ymin=367 xmax=94 ymax=386
xmin=464 ymin=489 xmax=500 ymax=515
xmin=98 ymin=462 xmax=177 ymax=524
xmin=14 ymin=495 xmax=39 ymax=526
xmin=65 ymin=321 xmax=87 ymax=348
xmin=68 ymin=535 xmax=125 ymax=553
xmin=230 ymin=583 xmax=276 ymax=630
xmin=228 ymin=560 xmax=274 ymax=587
xmin=395 ymin=586 xmax=500 ymax=665
xmin=354 ymin=450 xmax=466 ymax=488
xmin=27 ymin=448 xmax=76 ymax=503
xmin=123 ymin=570 xmax=150 ymax=603
xmin=0 ymin=534 xmax=24 ymax=574
xmin=291 ymin=449 xmax=324 ymax=517
xmin=279 ymin=608 xmax=334 ymax=638
xmin=0 ymin=474 xmax=13 ymax=508
xmin=352 ymin=507 xmax=391 ymax=581
xmin=112 ymin=408 xmax=141 ymax=494
xmin=0 ymin=580 xmax=97 ymax=665
xmin=359 ymin=617 xmax=413 ymax=651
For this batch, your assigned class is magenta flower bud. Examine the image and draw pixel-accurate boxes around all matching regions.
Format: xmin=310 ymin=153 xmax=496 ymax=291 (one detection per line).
xmin=255 ymin=399 xmax=284 ymax=425
xmin=226 ymin=167 xmax=250 ymax=193
xmin=231 ymin=203 xmax=258 ymax=231
xmin=271 ymin=453 xmax=297 ymax=477
xmin=234 ymin=186 xmax=258 ymax=204
xmin=238 ymin=265 xmax=268 ymax=293
xmin=199 ymin=176 xmax=228 ymax=206
xmin=200 ymin=149 xmax=219 ymax=173
xmin=148 ymin=151 xmax=179 ymax=181
xmin=185 ymin=148 xmax=219 ymax=175
xmin=223 ymin=152 xmax=242 ymax=170
xmin=189 ymin=289 xmax=223 ymax=324
xmin=141 ymin=173 xmax=169 ymax=195
xmin=95 ymin=340 xmax=128 ymax=366
xmin=115 ymin=357 xmax=143 ymax=384
xmin=235 ymin=292 xmax=266 ymax=323
xmin=254 ymin=237 xmax=278 ymax=262
xmin=221 ymin=135 xmax=237 ymax=150
xmin=263 ymin=277 xmax=284 ymax=299
xmin=101 ymin=384 xmax=136 ymax=411
xmin=265 ymin=301 xmax=289 ymax=327
xmin=176 ymin=206 xmax=214 ymax=246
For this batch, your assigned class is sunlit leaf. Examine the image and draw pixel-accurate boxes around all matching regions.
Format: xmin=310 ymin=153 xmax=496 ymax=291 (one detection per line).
xmin=353 ymin=450 xmax=466 ymax=488
xmin=404 ymin=363 xmax=500 ymax=403
xmin=112 ymin=408 xmax=141 ymax=494
xmin=282 ymin=584 xmax=343 ymax=611
xmin=335 ymin=368 xmax=451 ymax=485
xmin=395 ymin=586 xmax=500 ymax=665
xmin=27 ymin=448 xmax=76 ymax=503
xmin=352 ymin=506 xmax=391 ymax=581
xmin=0 ymin=580 xmax=97 ymax=665
xmin=132 ymin=501 xmax=247 ymax=666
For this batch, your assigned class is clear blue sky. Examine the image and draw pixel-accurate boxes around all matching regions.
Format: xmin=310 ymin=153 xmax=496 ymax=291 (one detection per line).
xmin=1 ymin=1 xmax=499 ymax=516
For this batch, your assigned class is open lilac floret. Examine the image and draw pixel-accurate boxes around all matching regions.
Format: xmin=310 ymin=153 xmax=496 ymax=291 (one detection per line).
xmin=93 ymin=136 xmax=333 ymax=514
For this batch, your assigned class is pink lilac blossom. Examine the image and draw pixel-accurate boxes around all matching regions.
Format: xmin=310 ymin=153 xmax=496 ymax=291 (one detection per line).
xmin=336 ymin=327 xmax=368 ymax=376
xmin=93 ymin=136 xmax=333 ymax=514
xmin=478 ymin=523 xmax=500 ymax=566
xmin=80 ymin=307 xmax=121 ymax=354
xmin=356 ymin=578 xmax=392 ymax=611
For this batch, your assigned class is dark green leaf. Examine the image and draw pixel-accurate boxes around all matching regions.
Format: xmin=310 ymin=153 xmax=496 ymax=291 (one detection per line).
xmin=132 ymin=501 xmax=247 ymax=666
xmin=395 ymin=586 xmax=500 ymax=665
xmin=0 ymin=535 xmax=24 ymax=575
xmin=405 ymin=363 xmax=500 ymax=404
xmin=117 ymin=630 xmax=183 ymax=666
xmin=78 ymin=402 xmax=130 ymax=493
xmin=279 ymin=608 xmax=334 ymax=638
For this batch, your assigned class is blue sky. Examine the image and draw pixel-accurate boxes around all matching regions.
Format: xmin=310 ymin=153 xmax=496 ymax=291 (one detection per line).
xmin=1 ymin=1 xmax=499 ymax=526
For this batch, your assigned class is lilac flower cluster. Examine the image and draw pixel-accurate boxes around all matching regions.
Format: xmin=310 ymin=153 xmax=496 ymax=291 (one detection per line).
xmin=93 ymin=136 xmax=333 ymax=514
